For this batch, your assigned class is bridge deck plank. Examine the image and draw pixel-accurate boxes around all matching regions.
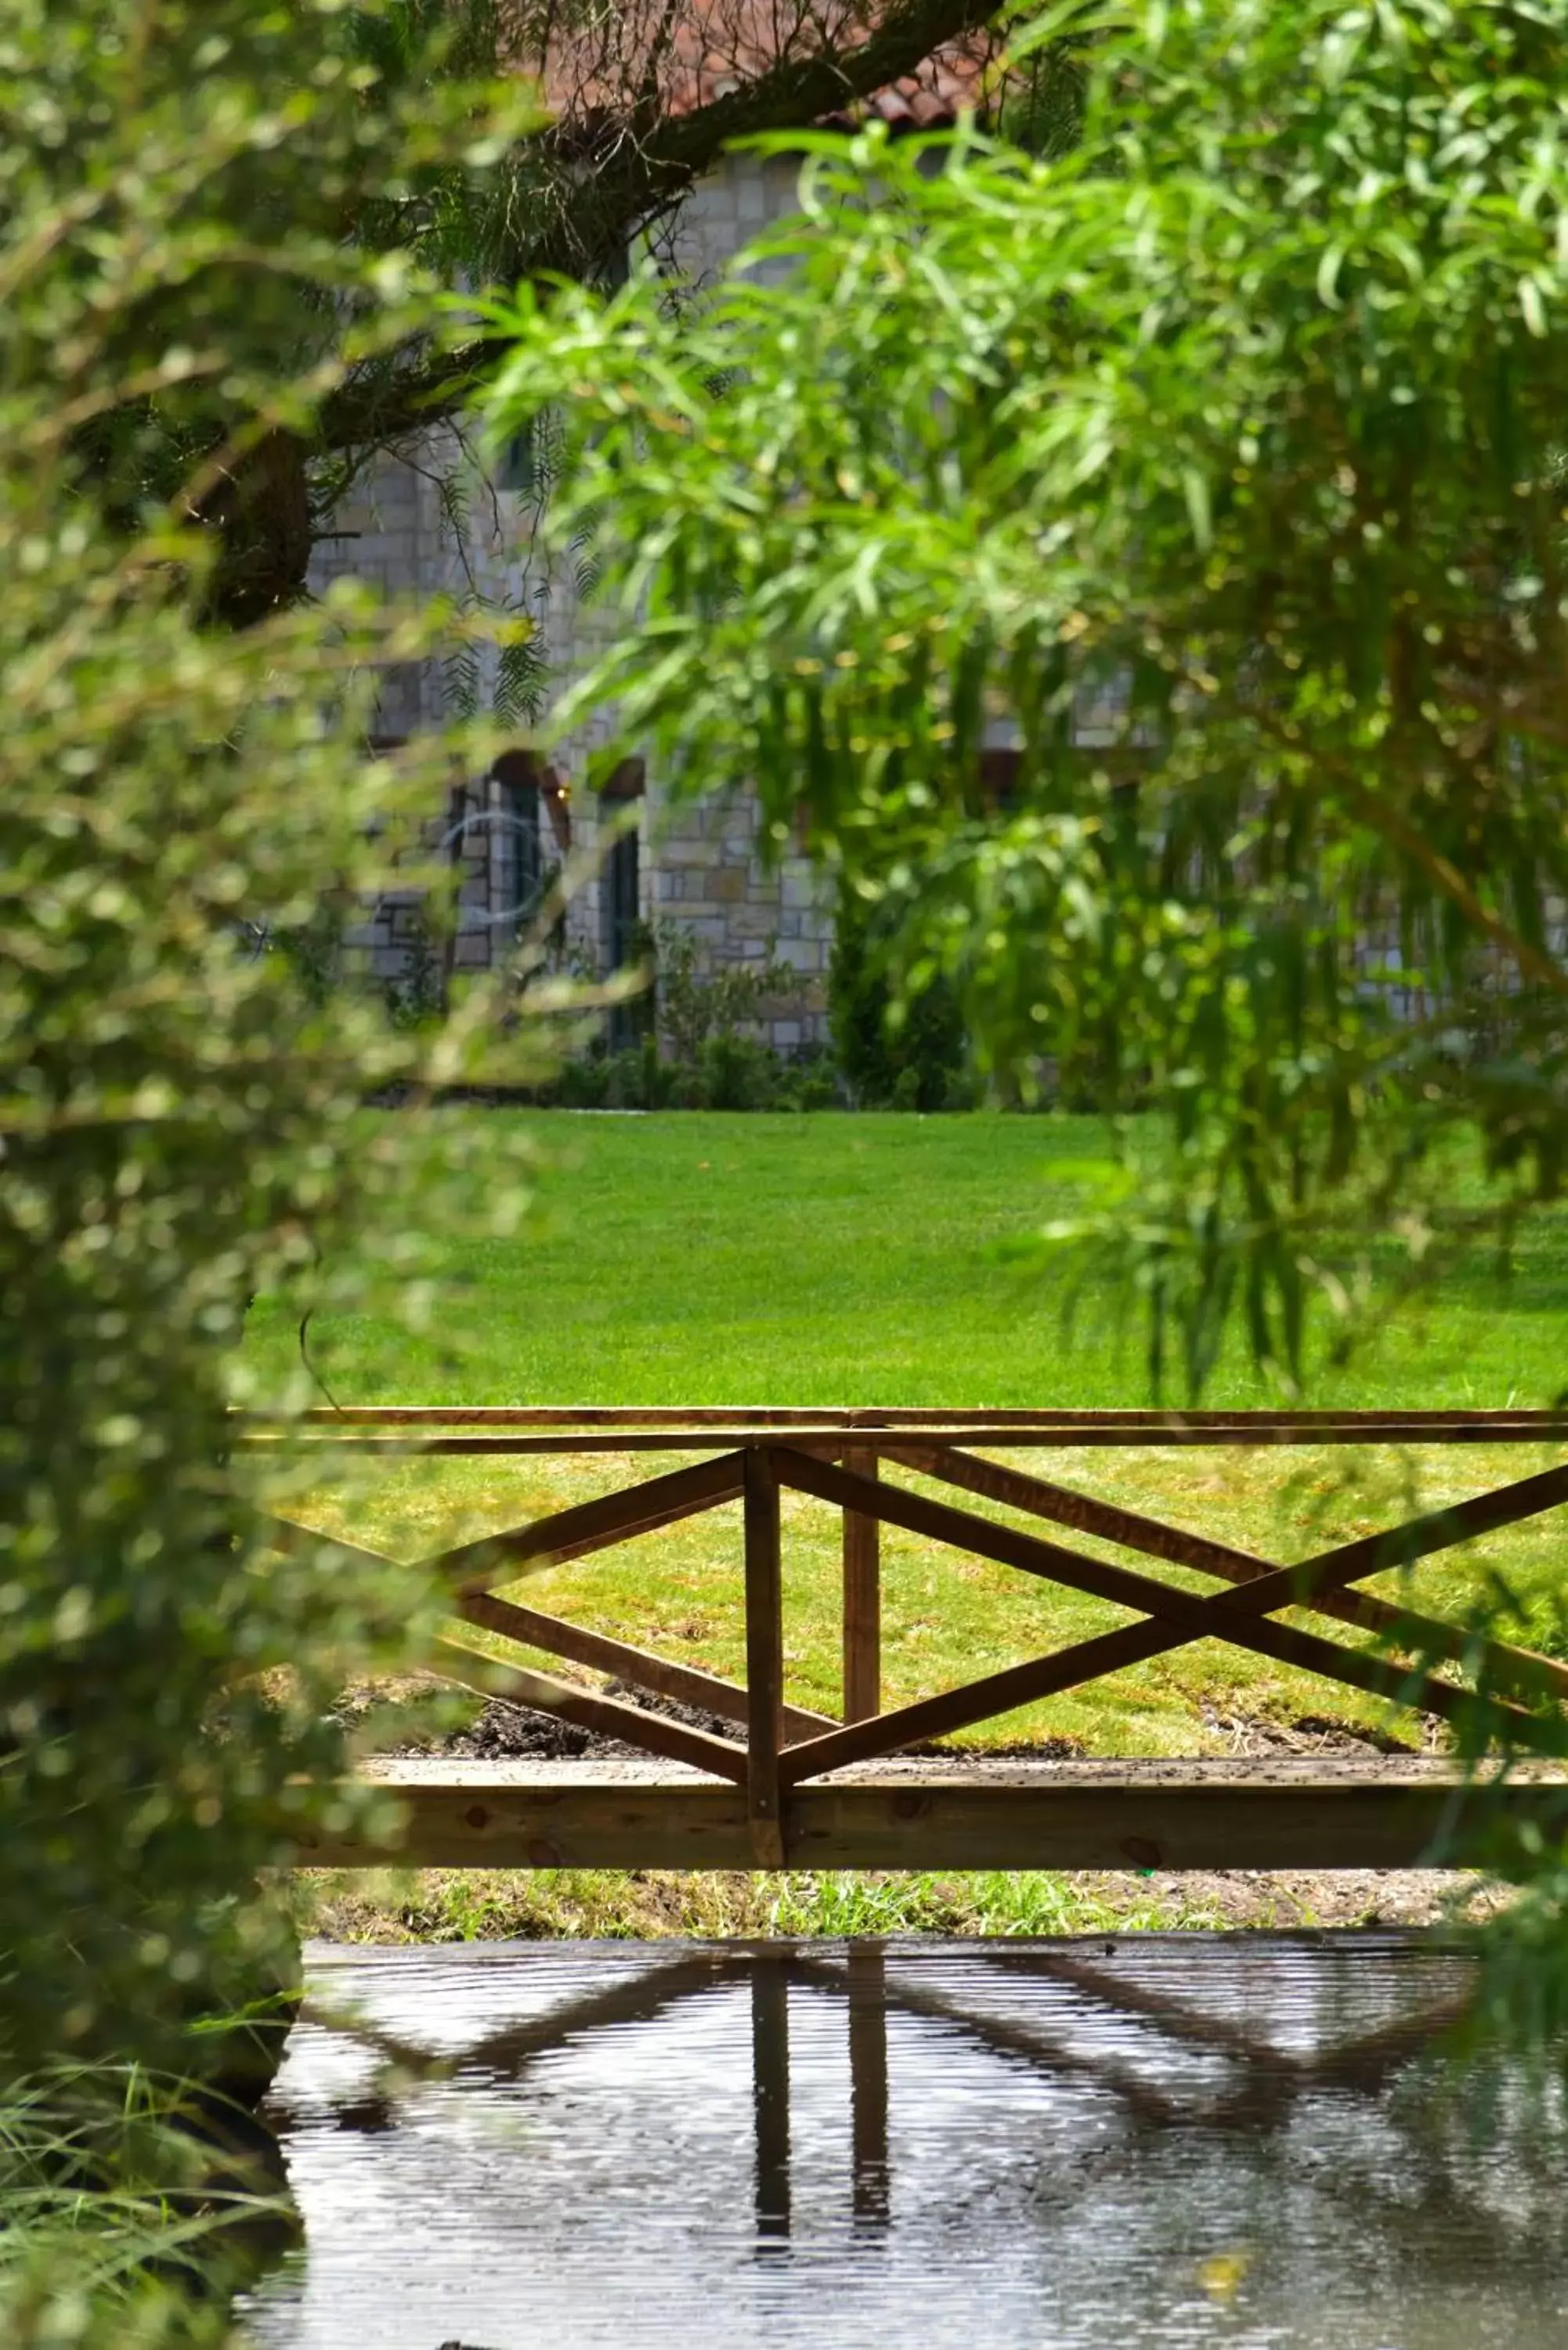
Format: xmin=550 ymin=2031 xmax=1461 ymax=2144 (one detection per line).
xmin=296 ymin=1757 xmax=1567 ymax=1874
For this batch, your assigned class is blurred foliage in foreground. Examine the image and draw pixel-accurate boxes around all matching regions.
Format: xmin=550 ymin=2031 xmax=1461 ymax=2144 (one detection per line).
xmin=486 ymin=0 xmax=1568 ymax=1394
xmin=0 ymin=2063 xmax=284 ymax=2348
xmin=0 ymin=0 xmax=572 ymax=2334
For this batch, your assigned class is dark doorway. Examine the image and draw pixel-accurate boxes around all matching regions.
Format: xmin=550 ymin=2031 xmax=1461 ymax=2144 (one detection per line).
xmin=600 ymin=758 xmax=646 ymax=1047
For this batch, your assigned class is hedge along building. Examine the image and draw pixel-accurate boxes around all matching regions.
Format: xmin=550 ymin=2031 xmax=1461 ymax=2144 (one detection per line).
xmin=309 ymin=16 xmax=1001 ymax=1049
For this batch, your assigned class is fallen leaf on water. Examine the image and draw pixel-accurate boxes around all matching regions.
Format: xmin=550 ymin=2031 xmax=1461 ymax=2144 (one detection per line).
xmin=1198 ymin=2250 xmax=1252 ymax=2303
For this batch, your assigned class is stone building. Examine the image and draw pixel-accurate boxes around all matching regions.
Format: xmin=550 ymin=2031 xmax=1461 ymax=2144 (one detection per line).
xmin=310 ymin=39 xmax=986 ymax=1048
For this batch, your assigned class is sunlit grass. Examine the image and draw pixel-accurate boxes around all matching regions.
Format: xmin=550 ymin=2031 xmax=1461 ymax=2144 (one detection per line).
xmin=246 ymin=1109 xmax=1568 ymax=1412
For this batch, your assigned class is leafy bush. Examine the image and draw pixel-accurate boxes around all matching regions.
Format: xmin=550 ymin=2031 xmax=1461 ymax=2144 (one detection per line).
xmin=548 ymin=1036 xmax=833 ymax=1110
xmin=543 ymin=920 xmax=847 ymax=1108
xmin=829 ymin=881 xmax=970 ymax=1111
xmin=652 ymin=918 xmax=801 ymax=1061
xmin=695 ymin=1032 xmax=773 ymax=1109
xmin=0 ymin=0 xmax=556 ymax=2318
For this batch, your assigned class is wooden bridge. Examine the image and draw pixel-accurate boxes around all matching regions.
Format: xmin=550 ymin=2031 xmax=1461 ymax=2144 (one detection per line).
xmin=251 ymin=1406 xmax=1568 ymax=1874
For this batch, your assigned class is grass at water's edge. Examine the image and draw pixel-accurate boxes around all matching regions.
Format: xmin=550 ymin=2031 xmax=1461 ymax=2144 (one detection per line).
xmin=292 ymin=1862 xmax=1503 ymax=1944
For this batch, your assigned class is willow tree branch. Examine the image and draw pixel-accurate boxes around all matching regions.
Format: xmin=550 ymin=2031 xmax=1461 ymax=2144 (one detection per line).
xmin=1253 ymin=712 xmax=1568 ymax=1003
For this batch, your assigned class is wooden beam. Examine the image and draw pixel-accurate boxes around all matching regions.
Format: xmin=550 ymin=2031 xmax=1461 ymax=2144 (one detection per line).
xmin=779 ymin=1636 xmax=1169 ymax=1777
xmin=775 ymin=1604 xmax=1543 ymax=1790
xmin=1284 ymin=1459 xmax=1568 ymax=1596
xmin=889 ymin=1444 xmax=1568 ymax=1707
xmin=252 ymin=1404 xmax=1568 ymax=1433
xmin=435 ymin=1452 xmax=746 ymax=1593
xmin=280 ymin=1405 xmax=897 ymax=1428
xmin=745 ymin=1448 xmax=786 ymax=1866
xmin=432 ymin=1637 xmax=749 ymax=1783
xmin=457 ymin=1589 xmax=833 ymax=1741
xmin=883 ymin=1442 xmax=1276 ymax=1582
xmin=295 ymin=1763 xmax=1568 ymax=1871
xmin=241 ymin=1418 xmax=1568 ymax=1453
xmin=771 ymin=1453 xmax=1551 ymax=1775
xmin=261 ymin=1518 xmax=398 ymax=1568
xmin=842 ymin=1446 xmax=882 ymax=1726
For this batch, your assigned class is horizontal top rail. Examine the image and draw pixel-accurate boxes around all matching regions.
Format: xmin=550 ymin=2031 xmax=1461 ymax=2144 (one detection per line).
xmin=234 ymin=1405 xmax=1568 ymax=1452
xmin=244 ymin=1404 xmax=1568 ymax=1430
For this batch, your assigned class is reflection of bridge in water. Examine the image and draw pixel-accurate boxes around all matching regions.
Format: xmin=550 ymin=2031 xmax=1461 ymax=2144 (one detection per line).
xmin=615 ymin=1940 xmax=1486 ymax=2249
xmin=258 ymin=1932 xmax=1567 ymax=2334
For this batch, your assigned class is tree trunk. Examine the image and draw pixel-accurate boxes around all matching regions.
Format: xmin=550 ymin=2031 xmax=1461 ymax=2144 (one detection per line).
xmin=201 ymin=428 xmax=315 ymax=627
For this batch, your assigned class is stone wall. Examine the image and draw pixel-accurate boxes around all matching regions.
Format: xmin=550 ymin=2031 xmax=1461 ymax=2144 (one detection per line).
xmin=337 ymin=765 xmax=549 ymax=994
xmin=649 ymin=792 xmax=834 ymax=1049
xmin=306 ymin=148 xmax=839 ymax=1046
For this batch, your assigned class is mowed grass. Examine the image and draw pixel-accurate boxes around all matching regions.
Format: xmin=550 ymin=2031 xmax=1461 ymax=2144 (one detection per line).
xmin=246 ymin=1111 xmax=1568 ymax=1754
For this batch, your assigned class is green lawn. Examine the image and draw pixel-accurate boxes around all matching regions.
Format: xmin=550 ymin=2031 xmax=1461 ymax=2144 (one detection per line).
xmin=247 ymin=1109 xmax=1568 ymax=1408
xmin=247 ymin=1111 xmax=1568 ymax=1755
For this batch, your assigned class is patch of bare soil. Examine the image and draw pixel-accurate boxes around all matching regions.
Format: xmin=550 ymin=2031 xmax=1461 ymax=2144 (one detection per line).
xmin=1197 ymin=1701 xmax=1449 ymax=1759
xmin=347 ymin=1678 xmax=1089 ymax=1765
xmin=341 ymin=1676 xmax=1445 ymax=1776
xmin=1104 ymin=1865 xmax=1508 ymax=1929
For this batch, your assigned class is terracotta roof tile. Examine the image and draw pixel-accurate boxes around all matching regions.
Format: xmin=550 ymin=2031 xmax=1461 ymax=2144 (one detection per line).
xmin=534 ymin=4 xmax=998 ymax=135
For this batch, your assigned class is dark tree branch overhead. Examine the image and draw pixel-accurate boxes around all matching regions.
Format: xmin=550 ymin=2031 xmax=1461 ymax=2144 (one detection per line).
xmin=316 ymin=0 xmax=1009 ymax=459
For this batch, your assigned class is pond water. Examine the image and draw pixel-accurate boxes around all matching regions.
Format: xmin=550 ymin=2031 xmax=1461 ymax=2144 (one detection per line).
xmin=239 ymin=1933 xmax=1567 ymax=2350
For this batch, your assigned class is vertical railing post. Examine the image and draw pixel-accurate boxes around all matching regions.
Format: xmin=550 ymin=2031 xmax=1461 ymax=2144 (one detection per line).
xmin=745 ymin=1444 xmax=786 ymax=1868
xmin=842 ymin=1445 xmax=881 ymax=1724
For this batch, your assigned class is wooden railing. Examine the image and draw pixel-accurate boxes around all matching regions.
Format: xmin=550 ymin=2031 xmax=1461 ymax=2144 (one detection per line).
xmin=247 ymin=1406 xmax=1568 ymax=1868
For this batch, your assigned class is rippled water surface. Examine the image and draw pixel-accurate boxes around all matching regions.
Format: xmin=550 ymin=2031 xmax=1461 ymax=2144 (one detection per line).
xmin=240 ymin=1934 xmax=1568 ymax=2350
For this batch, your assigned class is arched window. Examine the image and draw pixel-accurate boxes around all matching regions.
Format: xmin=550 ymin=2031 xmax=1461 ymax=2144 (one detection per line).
xmin=490 ymin=750 xmax=544 ymax=938
xmin=598 ymin=757 xmax=645 ymax=976
xmin=438 ymin=751 xmax=544 ymax=969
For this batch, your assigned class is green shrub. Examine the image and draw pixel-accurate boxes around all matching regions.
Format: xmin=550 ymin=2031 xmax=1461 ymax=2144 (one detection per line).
xmin=829 ymin=881 xmax=968 ymax=1111
xmin=555 ymin=1050 xmax=611 ymax=1107
xmin=652 ymin=920 xmax=798 ymax=1061
xmin=602 ymin=1048 xmax=646 ymax=1108
xmin=699 ymin=1032 xmax=780 ymax=1109
xmin=638 ymin=1033 xmax=678 ymax=1108
xmin=0 ymin=0 xmax=552 ymax=2177
xmin=782 ymin=1054 xmax=844 ymax=1112
xmin=544 ymin=1035 xmax=854 ymax=1111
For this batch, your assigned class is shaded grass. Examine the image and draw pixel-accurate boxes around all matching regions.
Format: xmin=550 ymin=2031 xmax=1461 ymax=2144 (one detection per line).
xmin=293 ymin=1860 xmax=1498 ymax=1943
xmin=0 ymin=2063 xmax=287 ymax=2350
xmin=295 ymin=1866 xmax=1229 ymax=1943
xmin=247 ymin=1112 xmax=1568 ymax=1756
